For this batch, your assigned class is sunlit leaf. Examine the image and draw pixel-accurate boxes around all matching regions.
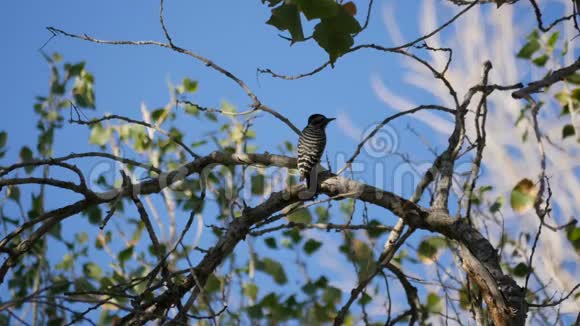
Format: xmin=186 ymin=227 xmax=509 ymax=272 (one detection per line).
xmin=243 ymin=282 xmax=259 ymax=301
xmin=182 ymin=77 xmax=198 ymax=93
xmin=510 ymin=178 xmax=539 ymax=213
xmin=83 ymin=262 xmax=102 ymax=280
xmin=287 ymin=208 xmax=312 ymax=224
xmin=565 ymin=73 xmax=580 ymax=85
xmin=517 ymin=40 xmax=540 ymax=59
xmin=89 ymin=123 xmax=111 ymax=146
xmin=315 ymin=206 xmax=329 ymax=223
xmin=425 ymin=292 xmax=443 ymax=313
xmin=547 ymin=31 xmax=559 ymax=49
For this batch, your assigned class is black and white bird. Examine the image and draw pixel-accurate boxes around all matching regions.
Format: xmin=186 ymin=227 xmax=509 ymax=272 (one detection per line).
xmin=297 ymin=114 xmax=335 ymax=190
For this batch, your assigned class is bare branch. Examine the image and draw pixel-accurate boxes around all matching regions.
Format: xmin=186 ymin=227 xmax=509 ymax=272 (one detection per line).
xmin=528 ymin=283 xmax=580 ymax=307
xmin=336 ymin=104 xmax=454 ymax=175
xmin=70 ymin=114 xmax=200 ymax=159
xmin=249 ymin=221 xmax=393 ymax=236
xmin=528 ymin=0 xmax=577 ymax=32
xmin=512 ymin=57 xmax=580 ymax=99
xmin=46 ymin=26 xmax=301 ymax=135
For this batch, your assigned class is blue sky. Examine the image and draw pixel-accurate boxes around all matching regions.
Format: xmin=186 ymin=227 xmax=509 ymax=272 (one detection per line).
xmin=1 ymin=0 xmax=578 ymax=324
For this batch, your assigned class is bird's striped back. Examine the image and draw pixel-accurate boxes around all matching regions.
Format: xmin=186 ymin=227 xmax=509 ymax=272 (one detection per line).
xmin=297 ymin=125 xmax=327 ymax=182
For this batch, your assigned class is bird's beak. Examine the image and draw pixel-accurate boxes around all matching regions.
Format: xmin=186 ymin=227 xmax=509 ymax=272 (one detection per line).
xmin=327 ymin=117 xmax=336 ymax=122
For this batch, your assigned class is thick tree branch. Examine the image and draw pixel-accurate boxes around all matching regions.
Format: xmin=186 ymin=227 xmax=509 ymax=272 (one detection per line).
xmin=0 ymin=151 xmax=526 ymax=325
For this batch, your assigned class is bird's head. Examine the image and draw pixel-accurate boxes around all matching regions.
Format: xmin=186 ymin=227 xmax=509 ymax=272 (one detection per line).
xmin=307 ymin=114 xmax=335 ymax=128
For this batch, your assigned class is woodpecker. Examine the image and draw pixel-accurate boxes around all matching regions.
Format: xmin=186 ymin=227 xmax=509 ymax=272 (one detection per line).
xmin=297 ymin=114 xmax=335 ymax=190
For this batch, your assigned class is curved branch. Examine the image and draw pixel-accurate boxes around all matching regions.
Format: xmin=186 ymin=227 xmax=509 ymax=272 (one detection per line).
xmin=0 ymin=152 xmax=161 ymax=176
xmin=259 ymin=1 xmax=478 ymax=81
xmin=0 ymin=151 xmax=526 ymax=325
xmin=70 ymin=114 xmax=200 ymax=159
xmin=46 ymin=27 xmax=301 ymax=135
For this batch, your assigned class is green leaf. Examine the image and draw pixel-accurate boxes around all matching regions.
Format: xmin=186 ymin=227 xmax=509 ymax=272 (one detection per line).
xmin=264 ymin=237 xmax=277 ymax=249
xmin=295 ymin=0 xmax=339 ymax=20
xmin=266 ymin=3 xmax=304 ymax=42
xmin=287 ymin=208 xmax=312 ymax=223
xmin=562 ymin=124 xmax=575 ymax=139
xmin=517 ymin=40 xmax=541 ymax=59
xmin=489 ymin=196 xmax=504 ymax=213
xmin=243 ymin=282 xmax=259 ymax=301
xmin=74 ymin=278 xmax=96 ymax=292
xmin=283 ymin=228 xmax=302 ymax=244
xmin=75 ymin=232 xmax=88 ymax=244
xmin=554 ymin=91 xmax=571 ymax=105
xmin=425 ymin=292 xmax=443 ymax=313
xmin=203 ymin=274 xmax=220 ymax=293
xmin=182 ymin=78 xmax=198 ymax=93
xmin=247 ymin=305 xmax=263 ymax=318
xmin=358 ymin=292 xmax=372 ymax=305
xmin=56 ymin=253 xmax=74 ymax=271
xmin=315 ymin=206 xmax=329 ymax=223
xmin=547 ymin=31 xmax=559 ymax=48
xmin=20 ymin=146 xmax=34 ymax=168
xmin=565 ymin=225 xmax=580 ymax=254
xmin=532 ymin=54 xmax=548 ymax=67
xmin=28 ymin=193 xmax=44 ymax=219
xmin=52 ymin=52 xmax=63 ymax=63
xmin=83 ymin=262 xmax=102 ymax=280
xmin=417 ymin=236 xmax=447 ymax=262
xmin=205 ymin=112 xmax=218 ymax=122
xmin=303 ymin=239 xmax=322 ymax=254
xmin=313 ymin=7 xmax=361 ymax=64
xmin=73 ymin=71 xmax=96 ymax=108
xmin=510 ymin=178 xmax=538 ymax=213
xmin=257 ymin=257 xmax=287 ymax=284
xmin=65 ymin=62 xmax=85 ymax=78
xmin=184 ymin=103 xmax=200 ymax=116
xmin=89 ymin=123 xmax=111 ymax=146
xmin=366 ymin=219 xmax=388 ymax=238
xmin=572 ymin=88 xmax=580 ymax=101
xmin=566 ymin=73 xmax=580 ymax=85
xmin=84 ymin=206 xmax=102 ymax=225
xmin=7 ymin=186 xmax=20 ymax=202
xmin=20 ymin=146 xmax=32 ymax=162
xmin=151 ymin=108 xmax=166 ymax=122
xmin=251 ymin=174 xmax=266 ymax=195
xmin=512 ymin=262 xmax=531 ymax=277
xmin=568 ymin=227 xmax=580 ymax=241
xmin=0 ymin=131 xmax=7 ymax=148
xmin=118 ymin=246 xmax=134 ymax=266
xmin=323 ymin=286 xmax=342 ymax=305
